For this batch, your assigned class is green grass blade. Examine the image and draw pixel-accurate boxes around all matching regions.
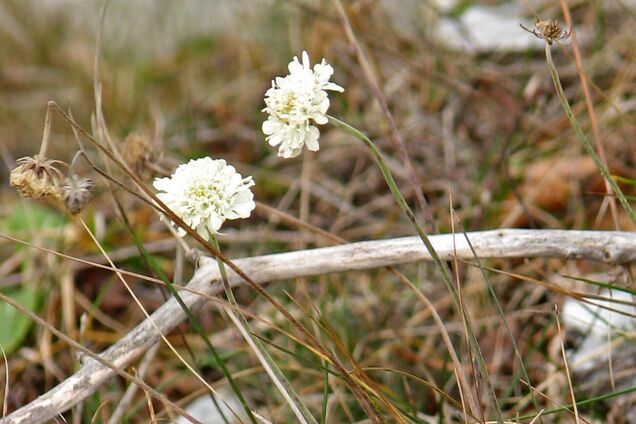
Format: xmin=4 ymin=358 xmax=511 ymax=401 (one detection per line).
xmin=517 ymin=384 xmax=636 ymax=420
xmin=210 ymin=235 xmax=318 ymax=424
xmin=544 ymin=43 xmax=636 ymax=227
xmin=127 ymin=231 xmax=257 ymax=424
xmin=612 ymin=175 xmax=636 ymax=187
xmin=561 ymin=274 xmax=636 ymax=296
xmin=459 ymin=229 xmax=543 ymax=420
xmin=328 ymin=115 xmax=504 ymax=424
xmin=321 ymin=358 xmax=329 ymax=424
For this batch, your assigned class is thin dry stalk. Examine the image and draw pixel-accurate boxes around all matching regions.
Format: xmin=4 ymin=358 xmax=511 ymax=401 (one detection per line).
xmin=330 ymin=0 xmax=436 ymax=232
xmin=1 ymin=345 xmax=8 ymax=419
xmin=107 ymin=342 xmax=160 ymax=424
xmin=60 ymin=265 xmax=77 ymax=341
xmin=0 ymin=291 xmax=199 ymax=424
xmin=88 ymin=401 xmax=110 ymax=424
xmin=554 ymin=305 xmax=580 ymax=423
xmin=529 ymin=410 xmax=545 ymax=424
xmin=453 ymin=368 xmax=469 ymax=424
xmin=39 ymin=292 xmax=65 ymax=383
xmin=450 ymin=196 xmax=481 ymax=420
xmin=77 ymin=219 xmax=236 ymax=415
xmin=558 ymin=0 xmax=619 ymax=230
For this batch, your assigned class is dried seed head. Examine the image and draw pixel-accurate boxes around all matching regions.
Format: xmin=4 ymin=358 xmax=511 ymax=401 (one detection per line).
xmin=121 ymin=132 xmax=156 ymax=172
xmin=10 ymin=154 xmax=65 ymax=199
xmin=61 ymin=174 xmax=95 ymax=214
xmin=521 ymin=18 xmax=571 ymax=45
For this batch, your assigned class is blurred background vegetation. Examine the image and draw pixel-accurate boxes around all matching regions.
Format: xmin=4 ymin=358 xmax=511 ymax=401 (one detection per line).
xmin=1 ymin=0 xmax=636 ymax=422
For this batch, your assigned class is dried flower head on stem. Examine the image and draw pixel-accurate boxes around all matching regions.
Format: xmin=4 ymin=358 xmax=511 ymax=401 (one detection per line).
xmin=61 ymin=175 xmax=95 ymax=214
xmin=10 ymin=154 xmax=66 ymax=199
xmin=520 ymin=18 xmax=571 ymax=45
xmin=60 ymin=151 xmax=96 ymax=214
xmin=121 ymin=132 xmax=158 ymax=173
xmin=10 ymin=103 xmax=66 ymax=199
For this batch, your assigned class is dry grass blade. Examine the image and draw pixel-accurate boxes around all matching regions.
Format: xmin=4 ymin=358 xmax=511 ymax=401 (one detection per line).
xmin=1 ymin=345 xmax=8 ymax=419
xmin=558 ymin=0 xmax=619 ymax=229
xmin=555 ymin=305 xmax=580 ymax=423
xmin=329 ymin=0 xmax=435 ymax=231
xmin=107 ymin=342 xmax=160 ymax=424
xmin=0 ymin=290 xmax=200 ymax=424
xmin=77 ymin=219 xmax=243 ymax=420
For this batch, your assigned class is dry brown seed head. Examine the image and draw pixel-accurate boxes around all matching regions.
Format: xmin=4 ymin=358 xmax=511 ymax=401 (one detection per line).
xmin=10 ymin=154 xmax=65 ymax=199
xmin=121 ymin=132 xmax=156 ymax=172
xmin=521 ymin=18 xmax=571 ymax=45
xmin=60 ymin=174 xmax=96 ymax=215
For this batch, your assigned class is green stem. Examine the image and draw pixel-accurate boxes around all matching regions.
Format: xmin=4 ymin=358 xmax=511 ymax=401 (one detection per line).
xmin=328 ymin=115 xmax=504 ymax=424
xmin=518 ymin=384 xmax=636 ymax=420
xmin=210 ymin=235 xmax=318 ymax=424
xmin=544 ymin=43 xmax=636 ymax=226
xmin=129 ymin=232 xmax=257 ymax=424
xmin=320 ymin=360 xmax=329 ymax=424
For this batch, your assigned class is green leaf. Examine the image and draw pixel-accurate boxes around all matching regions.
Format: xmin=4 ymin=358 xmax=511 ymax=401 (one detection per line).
xmin=0 ymin=286 xmax=39 ymax=354
xmin=1 ymin=203 xmax=65 ymax=234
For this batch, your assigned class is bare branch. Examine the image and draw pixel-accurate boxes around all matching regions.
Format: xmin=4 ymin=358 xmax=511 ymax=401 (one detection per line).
xmin=4 ymin=229 xmax=636 ymax=423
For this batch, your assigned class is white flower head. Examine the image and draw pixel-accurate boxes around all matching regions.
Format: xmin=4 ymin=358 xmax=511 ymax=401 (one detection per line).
xmin=262 ymin=51 xmax=344 ymax=158
xmin=153 ymin=157 xmax=255 ymax=240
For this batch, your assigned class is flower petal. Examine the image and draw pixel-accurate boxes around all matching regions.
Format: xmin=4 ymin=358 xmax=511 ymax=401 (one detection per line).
xmin=153 ymin=157 xmax=255 ymax=236
xmin=262 ymin=51 xmax=344 ymax=158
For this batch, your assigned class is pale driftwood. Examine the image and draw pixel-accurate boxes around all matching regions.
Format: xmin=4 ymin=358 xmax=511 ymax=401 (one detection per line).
xmin=4 ymin=229 xmax=636 ymax=424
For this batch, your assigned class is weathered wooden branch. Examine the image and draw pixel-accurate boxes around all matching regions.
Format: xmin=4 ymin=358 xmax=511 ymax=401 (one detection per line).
xmin=4 ymin=229 xmax=636 ymax=423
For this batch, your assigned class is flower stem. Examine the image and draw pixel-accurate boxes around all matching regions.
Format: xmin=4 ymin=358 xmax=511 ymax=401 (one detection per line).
xmin=69 ymin=151 xmax=87 ymax=174
xmin=544 ymin=43 xmax=636 ymax=226
xmin=43 ymin=101 xmax=379 ymax=422
xmin=39 ymin=102 xmax=54 ymax=157
xmin=210 ymin=234 xmax=318 ymax=424
xmin=328 ymin=114 xmax=504 ymax=424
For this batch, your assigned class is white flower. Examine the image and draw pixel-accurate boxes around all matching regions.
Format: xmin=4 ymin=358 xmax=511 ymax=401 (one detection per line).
xmin=153 ymin=157 xmax=255 ymax=239
xmin=262 ymin=51 xmax=344 ymax=158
